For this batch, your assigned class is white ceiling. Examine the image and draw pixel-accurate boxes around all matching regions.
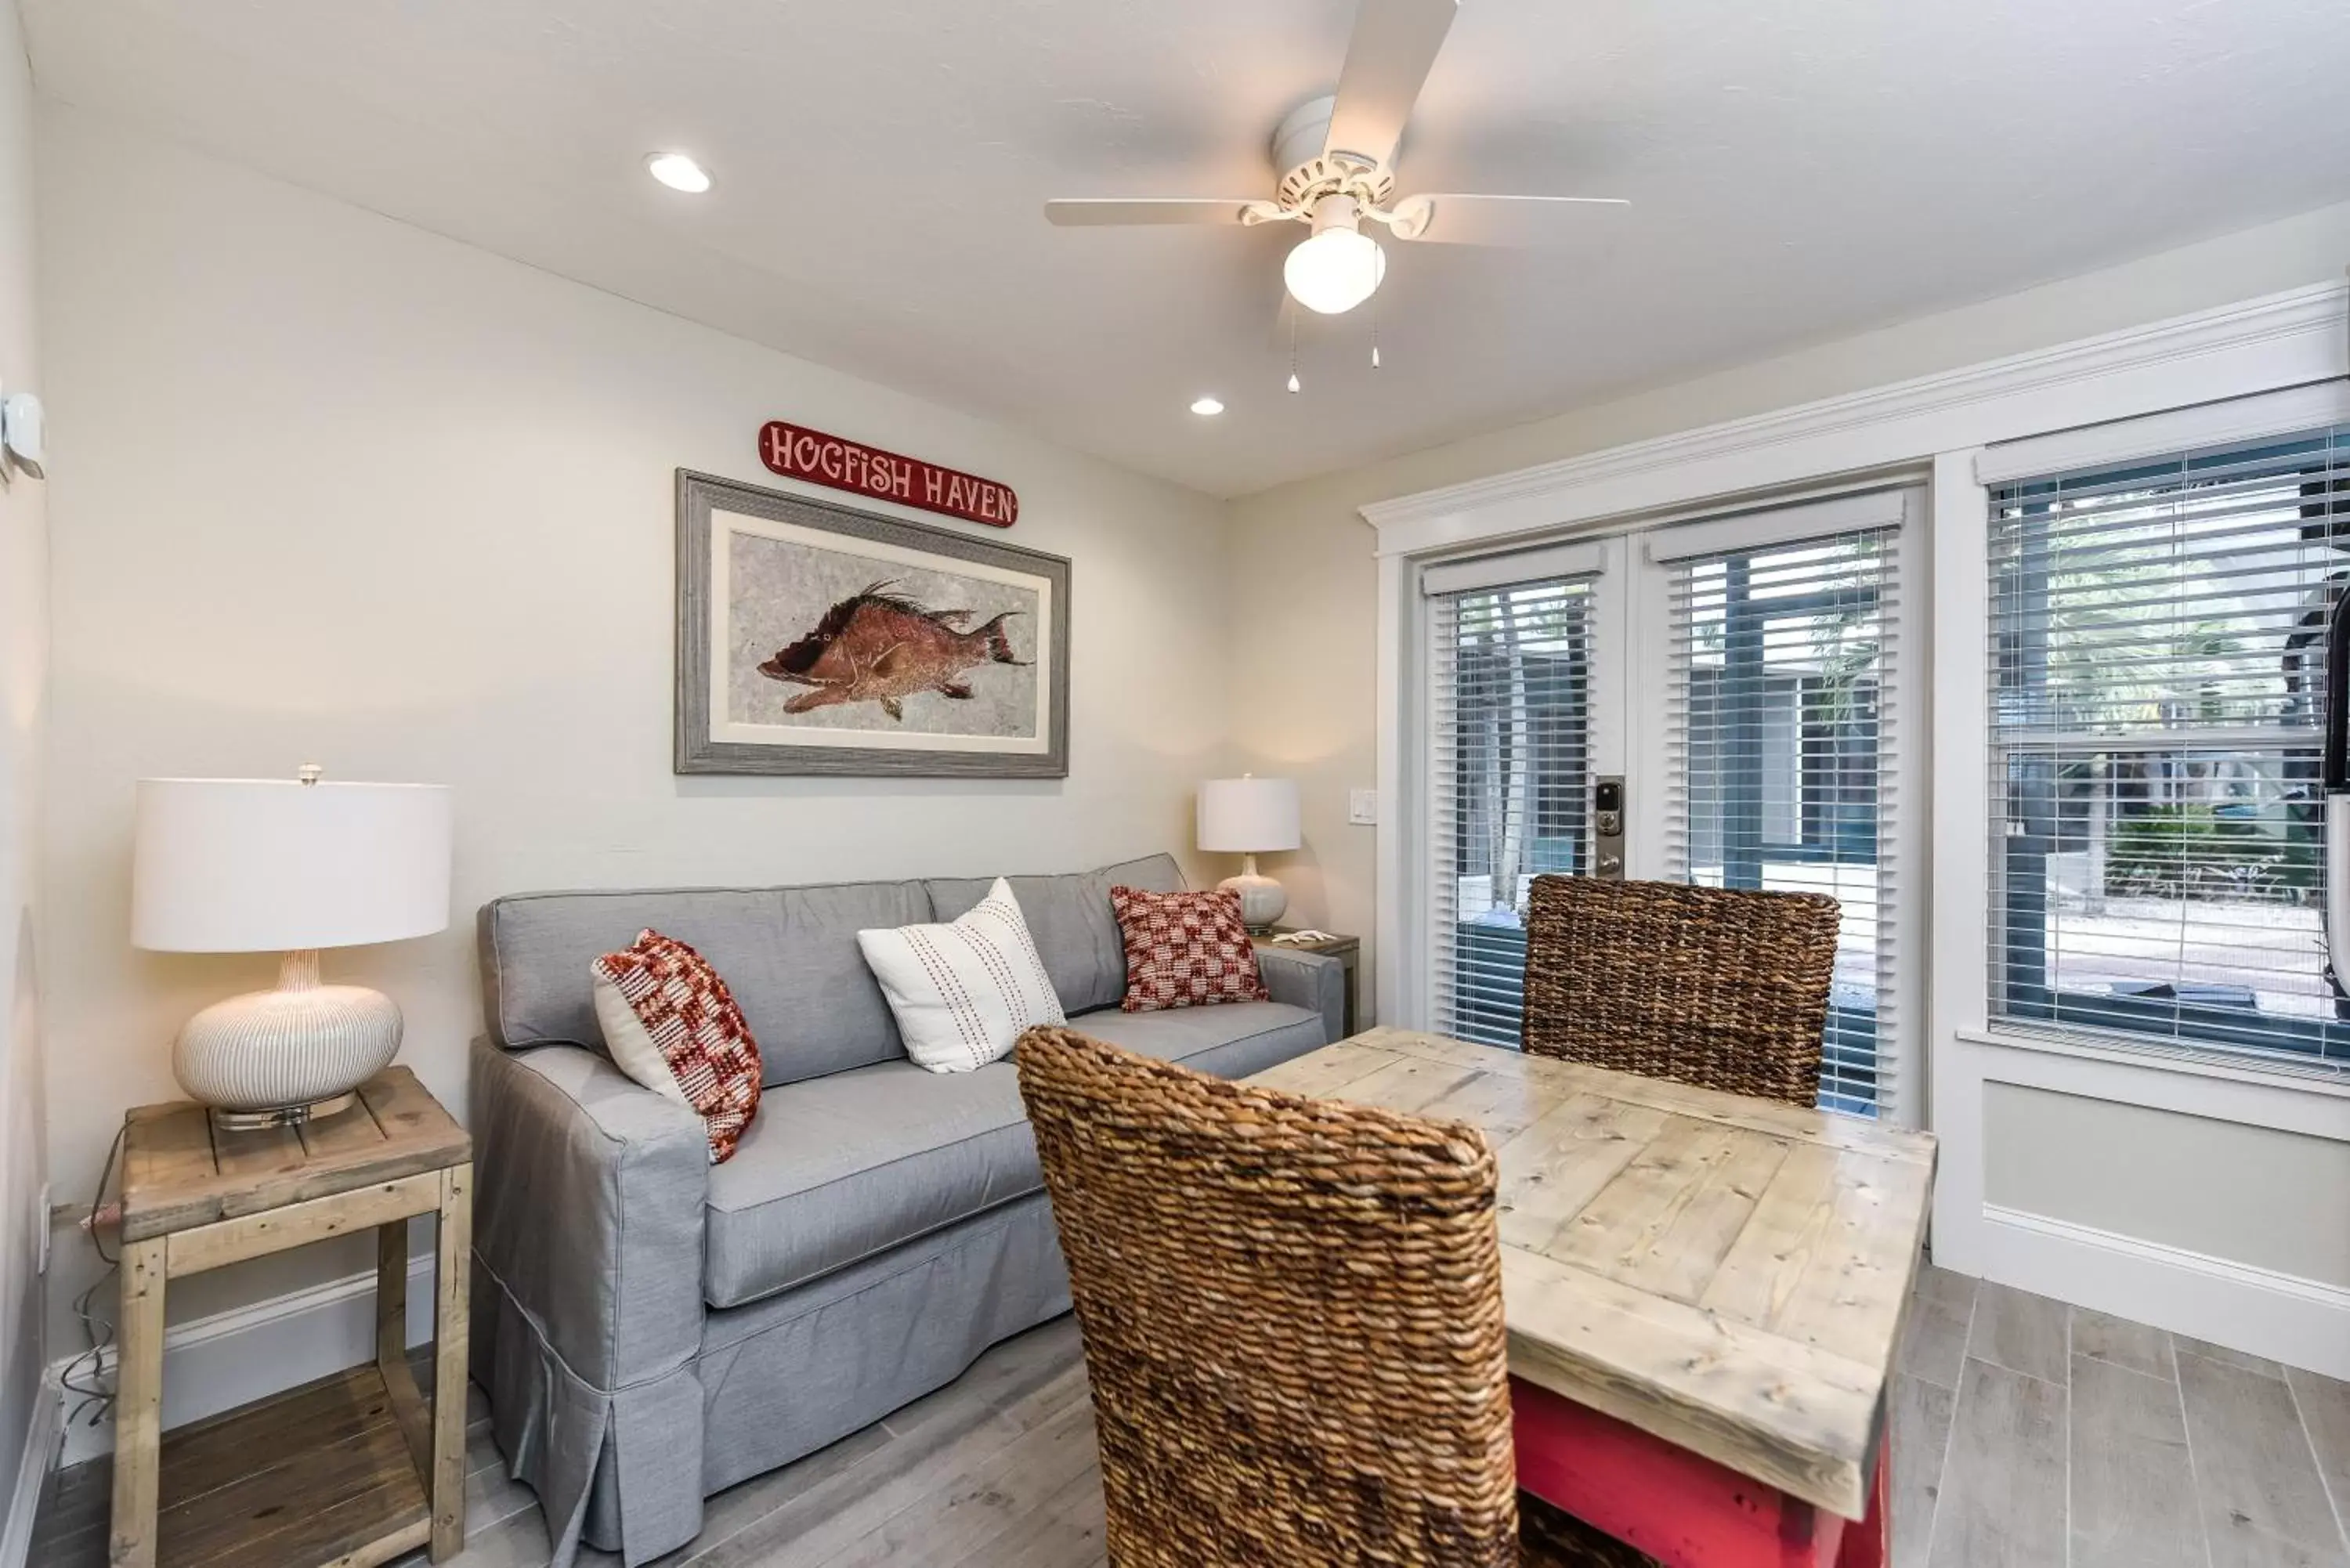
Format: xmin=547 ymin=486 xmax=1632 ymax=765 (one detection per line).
xmin=25 ymin=0 xmax=2350 ymax=497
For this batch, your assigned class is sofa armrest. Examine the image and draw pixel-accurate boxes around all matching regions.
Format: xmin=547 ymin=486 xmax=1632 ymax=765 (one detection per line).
xmin=469 ymin=1037 xmax=710 ymax=1389
xmin=1256 ymin=947 xmax=1345 ymax=1042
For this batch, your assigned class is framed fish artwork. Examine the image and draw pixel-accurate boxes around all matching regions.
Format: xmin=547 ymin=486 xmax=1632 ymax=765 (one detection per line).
xmin=675 ymin=469 xmax=1072 ymax=777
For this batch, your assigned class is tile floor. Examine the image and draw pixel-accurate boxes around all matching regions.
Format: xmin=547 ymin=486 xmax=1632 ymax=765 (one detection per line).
xmin=1895 ymin=1265 xmax=2350 ymax=1568
xmin=34 ymin=1266 xmax=2350 ymax=1566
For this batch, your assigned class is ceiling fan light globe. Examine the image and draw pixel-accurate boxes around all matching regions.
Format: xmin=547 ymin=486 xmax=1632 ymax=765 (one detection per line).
xmin=1283 ymin=226 xmax=1386 ymax=315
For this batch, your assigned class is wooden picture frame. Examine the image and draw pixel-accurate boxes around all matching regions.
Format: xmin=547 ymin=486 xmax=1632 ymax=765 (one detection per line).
xmin=675 ymin=469 xmax=1072 ymax=777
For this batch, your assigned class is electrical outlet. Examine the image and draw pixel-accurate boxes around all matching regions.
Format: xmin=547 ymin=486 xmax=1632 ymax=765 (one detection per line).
xmin=35 ymin=1183 xmax=49 ymax=1274
xmin=1348 ymin=789 xmax=1379 ymax=826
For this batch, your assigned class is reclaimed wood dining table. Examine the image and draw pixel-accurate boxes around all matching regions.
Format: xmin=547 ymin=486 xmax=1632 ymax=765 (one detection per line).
xmin=1248 ymin=1027 xmax=1938 ymax=1568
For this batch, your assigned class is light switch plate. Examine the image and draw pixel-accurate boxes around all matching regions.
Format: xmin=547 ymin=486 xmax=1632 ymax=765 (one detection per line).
xmin=1348 ymin=789 xmax=1379 ymax=826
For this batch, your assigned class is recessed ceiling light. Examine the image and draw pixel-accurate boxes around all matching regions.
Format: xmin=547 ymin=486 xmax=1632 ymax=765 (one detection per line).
xmin=1189 ymin=396 xmax=1225 ymax=417
xmin=646 ymin=153 xmax=712 ymax=193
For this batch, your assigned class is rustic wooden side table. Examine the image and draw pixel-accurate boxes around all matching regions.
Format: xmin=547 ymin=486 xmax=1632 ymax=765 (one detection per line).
xmin=110 ymin=1067 xmax=472 ymax=1568
xmin=1252 ymin=928 xmax=1362 ymax=1037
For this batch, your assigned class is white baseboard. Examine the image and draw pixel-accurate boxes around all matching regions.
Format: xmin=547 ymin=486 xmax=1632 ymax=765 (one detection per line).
xmin=0 ymin=1366 xmax=63 ymax=1568
xmin=51 ymin=1252 xmax=437 ymax=1469
xmin=1980 ymin=1203 xmax=2350 ymax=1379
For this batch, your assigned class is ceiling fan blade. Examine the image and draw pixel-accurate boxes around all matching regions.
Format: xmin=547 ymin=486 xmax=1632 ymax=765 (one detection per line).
xmin=1325 ymin=0 xmax=1459 ymax=169
xmin=1044 ymin=198 xmax=1262 ymax=227
xmin=1387 ymin=193 xmax=1629 ymax=245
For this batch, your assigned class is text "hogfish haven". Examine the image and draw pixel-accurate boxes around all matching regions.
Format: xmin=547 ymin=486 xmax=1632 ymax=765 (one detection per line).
xmin=759 ymin=421 xmax=1019 ymax=528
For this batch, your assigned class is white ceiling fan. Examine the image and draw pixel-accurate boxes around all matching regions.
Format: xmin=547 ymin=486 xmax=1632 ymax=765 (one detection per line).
xmin=1045 ymin=0 xmax=1628 ymax=320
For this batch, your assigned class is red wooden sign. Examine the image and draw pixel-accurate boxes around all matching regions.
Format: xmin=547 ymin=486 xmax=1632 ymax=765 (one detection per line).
xmin=758 ymin=421 xmax=1019 ymax=529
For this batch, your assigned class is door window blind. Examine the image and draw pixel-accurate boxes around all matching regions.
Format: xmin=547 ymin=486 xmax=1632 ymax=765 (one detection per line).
xmin=1429 ymin=574 xmax=1594 ymax=1046
xmin=1989 ymin=423 xmax=2350 ymax=1066
xmin=1667 ymin=526 xmax=1902 ymax=1116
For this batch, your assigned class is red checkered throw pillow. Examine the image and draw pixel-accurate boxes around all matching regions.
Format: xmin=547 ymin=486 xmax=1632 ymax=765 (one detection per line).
xmin=590 ymin=930 xmax=763 ymax=1163
xmin=1109 ymin=885 xmax=1271 ymax=1013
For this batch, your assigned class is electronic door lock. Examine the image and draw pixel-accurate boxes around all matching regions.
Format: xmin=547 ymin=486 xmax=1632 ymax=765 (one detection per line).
xmin=1593 ymin=775 xmax=1626 ymax=880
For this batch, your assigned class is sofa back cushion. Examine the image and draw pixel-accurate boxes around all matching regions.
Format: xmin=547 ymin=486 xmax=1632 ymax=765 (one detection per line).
xmin=924 ymin=852 xmax=1185 ymax=1016
xmin=479 ymin=881 xmax=931 ymax=1086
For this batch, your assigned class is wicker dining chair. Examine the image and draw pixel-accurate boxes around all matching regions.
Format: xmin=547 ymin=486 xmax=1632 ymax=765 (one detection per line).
xmin=1520 ymin=876 xmax=1843 ymax=1108
xmin=1014 ymin=1024 xmax=1651 ymax=1567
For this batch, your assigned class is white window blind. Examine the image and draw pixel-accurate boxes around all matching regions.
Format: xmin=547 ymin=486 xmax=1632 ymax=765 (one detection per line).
xmin=1428 ymin=573 xmax=1594 ymax=1046
xmin=1989 ymin=422 xmax=2350 ymax=1068
xmin=1667 ymin=526 xmax=1904 ymax=1117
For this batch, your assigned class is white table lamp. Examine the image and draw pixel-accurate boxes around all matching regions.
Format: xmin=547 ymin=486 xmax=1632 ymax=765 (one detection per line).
xmin=132 ymin=767 xmax=454 ymax=1128
xmin=1198 ymin=775 xmax=1301 ymax=932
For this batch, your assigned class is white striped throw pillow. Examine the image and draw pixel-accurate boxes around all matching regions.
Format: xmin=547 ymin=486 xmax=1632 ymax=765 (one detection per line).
xmin=856 ymin=878 xmax=1067 ymax=1073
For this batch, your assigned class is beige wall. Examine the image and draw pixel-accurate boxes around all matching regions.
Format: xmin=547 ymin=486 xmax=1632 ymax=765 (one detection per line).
xmin=1227 ymin=199 xmax=2350 ymax=1013
xmin=34 ymin=103 xmax=1234 ymax=1337
xmin=0 ymin=0 xmax=43 ymax=1514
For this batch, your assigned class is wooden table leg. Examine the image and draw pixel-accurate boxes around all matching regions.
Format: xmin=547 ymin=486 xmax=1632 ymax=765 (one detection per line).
xmin=429 ymin=1163 xmax=472 ymax=1561
xmin=1513 ymin=1375 xmax=1852 ymax=1568
xmin=376 ymin=1218 xmax=408 ymax=1372
xmin=108 ymin=1237 xmax=167 ymax=1568
xmin=378 ymin=1216 xmax=439 ymax=1490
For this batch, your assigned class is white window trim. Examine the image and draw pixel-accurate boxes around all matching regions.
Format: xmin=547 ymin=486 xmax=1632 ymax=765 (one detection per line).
xmin=1976 ymin=378 xmax=2350 ymax=487
xmin=1957 ymin=1025 xmax=2350 ymax=1106
xmin=1361 ymin=280 xmax=2346 ymax=556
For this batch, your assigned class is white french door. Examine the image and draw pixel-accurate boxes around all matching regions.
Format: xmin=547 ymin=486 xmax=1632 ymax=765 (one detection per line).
xmin=1423 ymin=537 xmax=1632 ymax=1047
xmin=1413 ymin=490 xmax=1925 ymax=1121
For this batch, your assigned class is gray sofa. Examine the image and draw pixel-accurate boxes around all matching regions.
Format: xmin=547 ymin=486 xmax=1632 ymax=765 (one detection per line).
xmin=467 ymin=852 xmax=1343 ymax=1566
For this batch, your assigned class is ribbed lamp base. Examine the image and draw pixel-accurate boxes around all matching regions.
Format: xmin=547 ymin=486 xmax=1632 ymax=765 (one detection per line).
xmin=1217 ymin=871 xmax=1289 ymax=934
xmin=172 ymin=950 xmax=404 ymax=1118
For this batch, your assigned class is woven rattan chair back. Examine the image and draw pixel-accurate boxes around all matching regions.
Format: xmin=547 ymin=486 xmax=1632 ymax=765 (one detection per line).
xmin=1015 ymin=1024 xmax=1518 ymax=1567
xmin=1519 ymin=876 xmax=1842 ymax=1108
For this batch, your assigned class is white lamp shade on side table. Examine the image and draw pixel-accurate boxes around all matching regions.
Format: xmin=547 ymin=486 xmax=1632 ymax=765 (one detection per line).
xmin=132 ymin=778 xmax=453 ymax=952
xmin=1197 ymin=775 xmax=1301 ymax=931
xmin=132 ymin=776 xmax=454 ymax=1121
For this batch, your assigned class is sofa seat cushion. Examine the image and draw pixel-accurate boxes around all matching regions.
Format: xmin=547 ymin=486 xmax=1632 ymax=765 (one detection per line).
xmin=1062 ymin=1000 xmax=1327 ymax=1083
xmin=703 ymin=999 xmax=1328 ymax=1310
xmin=703 ymin=1058 xmax=1042 ymax=1308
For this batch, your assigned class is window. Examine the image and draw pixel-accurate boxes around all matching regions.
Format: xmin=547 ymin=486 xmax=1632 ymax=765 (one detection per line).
xmin=1668 ymin=527 xmax=1903 ymax=1115
xmin=1428 ymin=573 xmax=1593 ymax=1045
xmin=1990 ymin=423 xmax=2350 ymax=1065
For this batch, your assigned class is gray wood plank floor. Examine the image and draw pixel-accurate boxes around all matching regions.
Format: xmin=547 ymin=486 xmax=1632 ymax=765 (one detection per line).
xmin=34 ymin=1268 xmax=2350 ymax=1567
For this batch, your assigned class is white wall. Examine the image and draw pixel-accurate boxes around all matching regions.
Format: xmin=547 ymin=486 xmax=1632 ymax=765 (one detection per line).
xmin=1984 ymin=1083 xmax=2350 ymax=1288
xmin=1227 ymin=199 xmax=2350 ymax=1017
xmin=0 ymin=0 xmax=45 ymax=1538
xmin=34 ymin=103 xmax=1235 ymax=1357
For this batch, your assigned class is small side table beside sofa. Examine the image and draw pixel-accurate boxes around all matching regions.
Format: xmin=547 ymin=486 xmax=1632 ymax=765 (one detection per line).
xmin=110 ymin=1067 xmax=472 ymax=1568
xmin=1251 ymin=928 xmax=1361 ymax=1036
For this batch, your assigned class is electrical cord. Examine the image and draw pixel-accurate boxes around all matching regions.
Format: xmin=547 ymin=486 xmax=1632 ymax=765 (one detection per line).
xmin=59 ymin=1119 xmax=126 ymax=1428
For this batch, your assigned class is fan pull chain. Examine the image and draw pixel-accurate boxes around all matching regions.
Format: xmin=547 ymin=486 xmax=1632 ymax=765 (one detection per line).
xmin=1371 ymin=286 xmax=1383 ymax=370
xmin=1288 ymin=313 xmax=1302 ymax=395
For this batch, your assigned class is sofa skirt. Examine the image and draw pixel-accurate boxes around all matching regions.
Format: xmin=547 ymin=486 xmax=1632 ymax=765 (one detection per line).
xmin=472 ymin=1191 xmax=1074 ymax=1566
